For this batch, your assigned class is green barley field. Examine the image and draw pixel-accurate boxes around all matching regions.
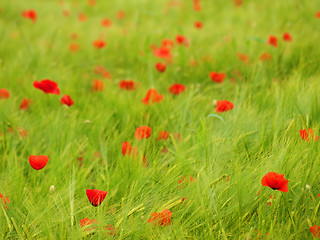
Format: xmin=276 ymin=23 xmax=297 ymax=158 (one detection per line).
xmin=1 ymin=0 xmax=320 ymax=239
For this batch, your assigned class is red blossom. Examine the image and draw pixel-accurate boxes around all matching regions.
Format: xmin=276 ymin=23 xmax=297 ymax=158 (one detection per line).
xmin=210 ymin=72 xmax=226 ymax=83
xmin=60 ymin=95 xmax=74 ymax=107
xmin=155 ymin=62 xmax=166 ymax=73
xmin=93 ymin=66 xmax=111 ymax=79
xmin=121 ymin=142 xmax=138 ymax=157
xmin=0 ymin=89 xmax=10 ymax=99
xmin=233 ymin=0 xmax=243 ymax=6
xmin=119 ymin=80 xmax=136 ymax=90
xmin=29 ymin=155 xmax=49 ymax=170
xmin=310 ymin=225 xmax=320 ymax=238
xmin=70 ymin=33 xmax=78 ymax=39
xmin=161 ymin=39 xmax=175 ymax=49
xmin=268 ymin=35 xmax=278 ymax=48
xmin=300 ymin=129 xmax=320 ymax=142
xmin=193 ymin=0 xmax=201 ymax=11
xmin=260 ymin=52 xmax=272 ymax=61
xmin=316 ymin=11 xmax=320 ymax=19
xmin=20 ymin=98 xmax=32 ymax=110
xmin=169 ymin=83 xmax=186 ymax=95
xmin=117 ymin=11 xmax=125 ymax=19
xmin=80 ymin=218 xmax=117 ymax=235
xmin=86 ymin=189 xmax=108 ymax=207
xmin=237 ymin=53 xmax=249 ymax=64
xmin=176 ymin=34 xmax=189 ymax=46
xmin=80 ymin=218 xmax=97 ymax=231
xmin=8 ymin=127 xmax=28 ymax=138
xmin=33 ymin=79 xmax=60 ymax=95
xmin=69 ymin=43 xmax=80 ymax=52
xmin=156 ymin=131 xmax=169 ymax=141
xmin=142 ymin=89 xmax=163 ymax=105
xmin=283 ymin=32 xmax=292 ymax=42
xmin=0 ymin=193 xmax=10 ymax=210
xmin=135 ymin=126 xmax=152 ymax=140
xmin=261 ymin=172 xmax=289 ymax=192
xmin=88 ymin=0 xmax=96 ymax=6
xmin=154 ymin=47 xmax=172 ymax=59
xmin=148 ymin=209 xmax=172 ymax=226
xmin=215 ymin=100 xmax=234 ymax=113
xmin=101 ymin=18 xmax=112 ymax=27
xmin=62 ymin=10 xmax=70 ymax=17
xmin=22 ymin=9 xmax=37 ymax=23
xmin=194 ymin=21 xmax=203 ymax=29
xmin=78 ymin=13 xmax=87 ymax=22
xmin=93 ymin=40 xmax=106 ymax=49
xmin=92 ymin=80 xmax=104 ymax=91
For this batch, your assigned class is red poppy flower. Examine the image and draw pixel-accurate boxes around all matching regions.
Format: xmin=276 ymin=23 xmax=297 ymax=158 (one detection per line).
xmin=266 ymin=195 xmax=276 ymax=206
xmin=121 ymin=142 xmax=138 ymax=156
xmin=161 ymin=39 xmax=175 ymax=49
xmin=142 ymin=89 xmax=163 ymax=105
xmin=156 ymin=131 xmax=169 ymax=141
xmin=161 ymin=147 xmax=168 ymax=153
xmin=20 ymin=98 xmax=32 ymax=110
xmin=86 ymin=189 xmax=108 ymax=207
xmin=70 ymin=33 xmax=78 ymax=39
xmin=310 ymin=225 xmax=320 ymax=238
xmin=193 ymin=0 xmax=201 ymax=11
xmin=261 ymin=172 xmax=289 ymax=192
xmin=80 ymin=218 xmax=116 ymax=235
xmin=176 ymin=34 xmax=189 ymax=46
xmin=135 ymin=126 xmax=152 ymax=140
xmin=259 ymin=52 xmax=272 ymax=61
xmin=316 ymin=12 xmax=320 ymax=19
xmin=78 ymin=13 xmax=87 ymax=22
xmin=104 ymin=225 xmax=117 ymax=236
xmin=93 ymin=66 xmax=111 ymax=79
xmin=62 ymin=10 xmax=70 ymax=17
xmin=101 ymin=18 xmax=112 ymax=27
xmin=190 ymin=59 xmax=197 ymax=66
xmin=215 ymin=100 xmax=234 ymax=113
xmin=69 ymin=43 xmax=80 ymax=52
xmin=169 ymin=83 xmax=186 ymax=95
xmin=117 ymin=11 xmax=125 ymax=19
xmin=8 ymin=127 xmax=28 ymax=138
xmin=194 ymin=21 xmax=203 ymax=29
xmin=119 ymin=80 xmax=136 ymax=90
xmin=148 ymin=209 xmax=172 ymax=226
xmin=122 ymin=142 xmax=131 ymax=155
xmin=233 ymin=0 xmax=243 ymax=6
xmin=0 ymin=89 xmax=10 ymax=99
xmin=237 ymin=53 xmax=249 ymax=64
xmin=300 ymin=129 xmax=320 ymax=142
xmin=60 ymin=95 xmax=74 ymax=107
xmin=268 ymin=35 xmax=278 ymax=47
xmin=88 ymin=0 xmax=96 ymax=6
xmin=283 ymin=32 xmax=292 ymax=42
xmin=33 ymin=79 xmax=60 ymax=95
xmin=22 ymin=9 xmax=37 ymax=23
xmin=94 ymin=65 xmax=105 ymax=75
xmin=29 ymin=155 xmax=49 ymax=170
xmin=93 ymin=80 xmax=104 ymax=91
xmin=0 ymin=193 xmax=10 ymax=210
xmin=210 ymin=72 xmax=226 ymax=83
xmin=154 ymin=47 xmax=172 ymax=59
xmin=93 ymin=40 xmax=106 ymax=49
xmin=155 ymin=62 xmax=166 ymax=73
xmin=80 ymin=218 xmax=97 ymax=231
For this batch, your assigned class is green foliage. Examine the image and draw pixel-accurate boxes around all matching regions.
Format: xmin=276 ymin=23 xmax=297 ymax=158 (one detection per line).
xmin=1 ymin=0 xmax=320 ymax=239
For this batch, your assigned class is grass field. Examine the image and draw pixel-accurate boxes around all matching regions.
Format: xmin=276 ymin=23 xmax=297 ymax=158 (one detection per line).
xmin=1 ymin=0 xmax=320 ymax=239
